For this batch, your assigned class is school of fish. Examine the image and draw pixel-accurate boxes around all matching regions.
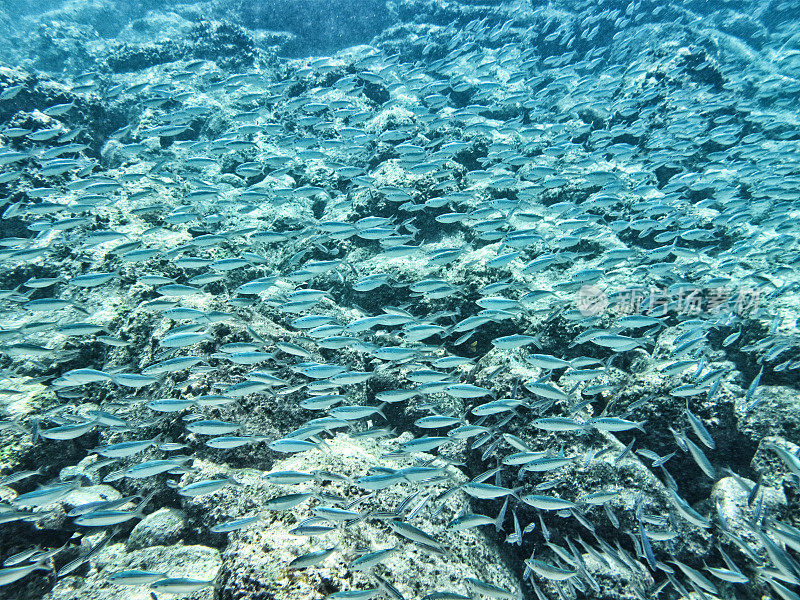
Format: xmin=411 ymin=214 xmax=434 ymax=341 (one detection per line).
xmin=1 ymin=0 xmax=800 ymax=599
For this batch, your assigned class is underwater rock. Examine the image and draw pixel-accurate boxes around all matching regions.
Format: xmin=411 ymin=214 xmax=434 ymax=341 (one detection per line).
xmin=105 ymin=20 xmax=258 ymax=73
xmin=233 ymin=0 xmax=394 ymax=56
xmin=25 ymin=20 xmax=100 ymax=75
xmin=104 ymin=41 xmax=185 ymax=73
xmin=751 ymin=435 xmax=800 ymax=487
xmin=571 ymin=552 xmax=655 ymax=600
xmin=187 ymin=21 xmax=260 ymax=71
xmin=735 ymin=385 xmax=800 ymax=443
xmin=37 ymin=0 xmax=127 ymax=39
xmin=62 ymin=484 xmax=122 ymax=510
xmin=126 ymin=507 xmax=187 ymax=550
xmin=0 ymin=66 xmax=122 ymax=149
xmin=184 ymin=435 xmax=520 ymax=600
xmin=712 ymin=476 xmax=787 ymax=543
xmin=115 ymin=9 xmax=197 ymax=46
xmin=45 ymin=542 xmax=221 ymax=600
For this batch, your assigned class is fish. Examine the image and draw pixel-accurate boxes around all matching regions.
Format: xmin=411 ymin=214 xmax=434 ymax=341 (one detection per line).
xmin=108 ymin=570 xmax=168 ymax=585
xmin=74 ymin=491 xmax=155 ymax=527
xmin=519 ymin=494 xmax=577 ymax=511
xmin=123 ymin=458 xmax=191 ymax=479
xmin=177 ymin=476 xmax=239 ymax=497
xmin=348 ymin=546 xmax=399 ymax=571
xmin=93 ymin=436 xmax=162 ymax=458
xmin=150 ymin=577 xmax=217 ymax=594
xmin=463 ymin=482 xmax=517 ymax=500
xmin=464 ymin=577 xmax=518 ymax=599
xmin=0 ymin=558 xmax=52 ymax=586
xmin=13 ymin=482 xmax=80 ymax=507
xmin=288 ymin=546 xmax=338 ymax=569
xmin=524 ymin=558 xmax=577 ymax=582
xmin=388 ymin=520 xmax=441 ymax=550
xmin=588 ymin=417 xmax=646 ymax=433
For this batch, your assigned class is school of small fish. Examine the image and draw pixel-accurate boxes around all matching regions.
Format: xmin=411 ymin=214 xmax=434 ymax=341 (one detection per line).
xmin=1 ymin=0 xmax=800 ymax=598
